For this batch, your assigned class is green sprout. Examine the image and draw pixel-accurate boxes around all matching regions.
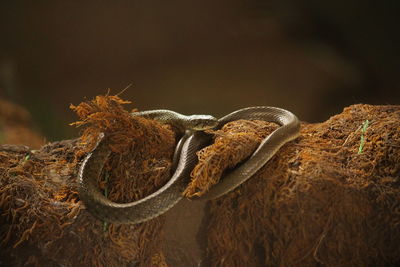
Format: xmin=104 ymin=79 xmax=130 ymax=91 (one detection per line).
xmin=358 ymin=120 xmax=369 ymax=154
xmin=23 ymin=154 xmax=30 ymax=162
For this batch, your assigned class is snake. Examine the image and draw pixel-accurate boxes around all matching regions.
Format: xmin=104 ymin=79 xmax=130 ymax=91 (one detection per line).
xmin=78 ymin=107 xmax=300 ymax=224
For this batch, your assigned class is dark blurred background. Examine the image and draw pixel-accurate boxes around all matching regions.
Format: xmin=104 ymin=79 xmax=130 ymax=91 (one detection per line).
xmin=0 ymin=0 xmax=399 ymax=141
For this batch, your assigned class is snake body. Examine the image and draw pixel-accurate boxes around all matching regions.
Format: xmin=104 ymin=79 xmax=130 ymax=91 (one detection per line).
xmin=78 ymin=107 xmax=300 ymax=223
xmin=195 ymin=106 xmax=300 ymax=200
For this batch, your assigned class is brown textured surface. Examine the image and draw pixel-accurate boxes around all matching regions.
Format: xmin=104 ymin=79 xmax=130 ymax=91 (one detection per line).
xmin=197 ymin=104 xmax=400 ymax=266
xmin=185 ymin=120 xmax=278 ymax=197
xmin=0 ymin=95 xmax=174 ymax=266
xmin=1 ymin=96 xmax=399 ymax=266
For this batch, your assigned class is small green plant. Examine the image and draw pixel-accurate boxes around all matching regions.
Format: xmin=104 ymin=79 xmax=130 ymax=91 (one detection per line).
xmin=358 ymin=120 xmax=369 ymax=154
xmin=23 ymin=154 xmax=30 ymax=162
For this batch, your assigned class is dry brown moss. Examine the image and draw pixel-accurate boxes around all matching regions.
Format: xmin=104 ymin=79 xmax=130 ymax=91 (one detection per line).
xmin=185 ymin=120 xmax=278 ymax=197
xmin=1 ymin=98 xmax=399 ymax=266
xmin=197 ymin=104 xmax=400 ymax=266
xmin=0 ymin=95 xmax=175 ymax=266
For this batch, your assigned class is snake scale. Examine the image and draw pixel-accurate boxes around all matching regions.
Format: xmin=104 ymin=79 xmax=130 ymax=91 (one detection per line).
xmin=78 ymin=107 xmax=300 ymax=224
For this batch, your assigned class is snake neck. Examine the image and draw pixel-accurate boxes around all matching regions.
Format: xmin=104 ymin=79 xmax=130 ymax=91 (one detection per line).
xmin=132 ymin=110 xmax=218 ymax=132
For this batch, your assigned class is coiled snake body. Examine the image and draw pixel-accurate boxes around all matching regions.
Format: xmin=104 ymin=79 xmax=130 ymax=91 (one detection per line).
xmin=78 ymin=107 xmax=300 ymax=224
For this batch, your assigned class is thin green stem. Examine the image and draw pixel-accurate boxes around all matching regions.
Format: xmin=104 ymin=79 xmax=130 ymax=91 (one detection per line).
xmin=358 ymin=120 xmax=369 ymax=154
xmin=23 ymin=154 xmax=30 ymax=162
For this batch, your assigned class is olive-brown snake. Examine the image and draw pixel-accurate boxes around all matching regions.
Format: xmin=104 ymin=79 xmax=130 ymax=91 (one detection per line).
xmin=78 ymin=107 xmax=300 ymax=224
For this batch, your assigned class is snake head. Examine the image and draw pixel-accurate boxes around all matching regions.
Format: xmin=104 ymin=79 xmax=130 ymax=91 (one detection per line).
xmin=187 ymin=115 xmax=218 ymax=131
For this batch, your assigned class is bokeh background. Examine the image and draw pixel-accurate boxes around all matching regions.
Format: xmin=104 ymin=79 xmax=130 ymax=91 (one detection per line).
xmin=0 ymin=0 xmax=399 ymax=141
